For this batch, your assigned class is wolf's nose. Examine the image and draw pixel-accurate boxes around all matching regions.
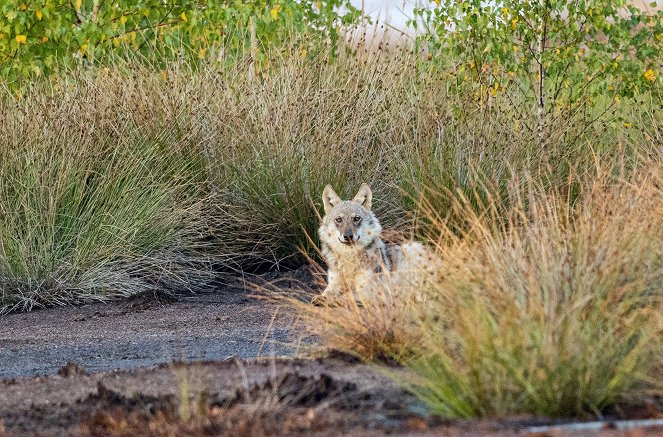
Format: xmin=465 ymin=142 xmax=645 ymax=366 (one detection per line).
xmin=343 ymin=232 xmax=353 ymax=242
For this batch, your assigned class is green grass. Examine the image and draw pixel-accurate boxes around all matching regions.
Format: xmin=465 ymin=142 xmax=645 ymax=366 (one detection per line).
xmin=0 ymin=84 xmax=211 ymax=312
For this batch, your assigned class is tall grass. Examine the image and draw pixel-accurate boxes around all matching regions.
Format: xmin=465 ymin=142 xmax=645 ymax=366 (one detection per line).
xmin=407 ymin=165 xmax=663 ymax=417
xmin=1 ymin=38 xmax=659 ymax=311
xmin=147 ymin=44 xmax=659 ymax=269
xmin=0 ymin=83 xmax=211 ymax=312
xmin=294 ymin=161 xmax=663 ymax=417
xmin=200 ymin=49 xmax=420 ymax=268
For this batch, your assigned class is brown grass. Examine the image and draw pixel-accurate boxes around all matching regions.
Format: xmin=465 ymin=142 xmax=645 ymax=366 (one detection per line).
xmin=292 ymin=159 xmax=663 ymax=417
xmin=1 ymin=40 xmax=659 ymax=312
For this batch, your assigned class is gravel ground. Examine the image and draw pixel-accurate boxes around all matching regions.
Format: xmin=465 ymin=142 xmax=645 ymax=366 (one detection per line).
xmin=0 ymin=281 xmax=300 ymax=379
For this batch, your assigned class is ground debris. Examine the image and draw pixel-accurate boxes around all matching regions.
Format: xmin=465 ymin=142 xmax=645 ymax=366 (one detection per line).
xmin=57 ymin=362 xmax=88 ymax=378
xmin=223 ymin=371 xmax=369 ymax=409
xmin=79 ymin=370 xmax=398 ymax=437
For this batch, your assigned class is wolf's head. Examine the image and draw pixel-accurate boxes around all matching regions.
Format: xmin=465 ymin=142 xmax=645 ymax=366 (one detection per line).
xmin=319 ymin=183 xmax=382 ymax=250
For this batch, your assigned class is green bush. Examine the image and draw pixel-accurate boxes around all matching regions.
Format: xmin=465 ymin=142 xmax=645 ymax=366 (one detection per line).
xmin=413 ymin=0 xmax=662 ymax=145
xmin=0 ymin=0 xmax=360 ymax=84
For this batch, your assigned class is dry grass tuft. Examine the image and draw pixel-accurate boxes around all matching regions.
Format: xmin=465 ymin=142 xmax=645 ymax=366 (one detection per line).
xmin=406 ymin=164 xmax=663 ymax=417
xmin=293 ymin=161 xmax=663 ymax=417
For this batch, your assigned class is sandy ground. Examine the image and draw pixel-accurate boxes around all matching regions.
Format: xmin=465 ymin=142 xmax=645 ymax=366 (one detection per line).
xmin=0 ymin=276 xmax=304 ymax=379
xmin=1 ymin=272 xmax=662 ymax=436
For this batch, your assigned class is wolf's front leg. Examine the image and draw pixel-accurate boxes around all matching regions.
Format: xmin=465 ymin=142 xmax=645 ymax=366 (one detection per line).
xmin=352 ymin=269 xmax=375 ymax=303
xmin=312 ymin=271 xmax=343 ymax=306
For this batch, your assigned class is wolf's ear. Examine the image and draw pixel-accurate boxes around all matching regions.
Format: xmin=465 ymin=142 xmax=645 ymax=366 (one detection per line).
xmin=322 ymin=185 xmax=342 ymax=214
xmin=352 ymin=183 xmax=372 ymax=210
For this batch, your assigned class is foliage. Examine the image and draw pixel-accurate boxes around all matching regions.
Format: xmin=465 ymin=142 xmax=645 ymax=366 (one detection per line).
xmin=0 ymin=0 xmax=359 ymax=84
xmin=413 ymin=0 xmax=663 ymax=136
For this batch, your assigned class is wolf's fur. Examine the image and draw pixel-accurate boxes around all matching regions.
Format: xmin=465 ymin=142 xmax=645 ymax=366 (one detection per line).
xmin=314 ymin=183 xmax=438 ymax=305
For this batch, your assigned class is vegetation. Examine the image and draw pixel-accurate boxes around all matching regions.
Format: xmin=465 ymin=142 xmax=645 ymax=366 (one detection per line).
xmin=0 ymin=86 xmax=212 ymax=312
xmin=413 ymin=0 xmax=662 ymax=145
xmin=0 ymin=0 xmax=661 ymax=421
xmin=0 ymin=0 xmax=359 ymax=84
xmin=296 ymin=160 xmax=663 ymax=417
xmin=410 ymin=166 xmax=662 ymax=417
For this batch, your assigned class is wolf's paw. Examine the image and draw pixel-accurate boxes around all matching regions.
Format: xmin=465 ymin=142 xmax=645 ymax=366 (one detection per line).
xmin=311 ymin=294 xmax=330 ymax=306
xmin=311 ymin=294 xmax=341 ymax=307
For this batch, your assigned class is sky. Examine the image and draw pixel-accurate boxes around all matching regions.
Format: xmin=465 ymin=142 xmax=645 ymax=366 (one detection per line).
xmin=349 ymin=0 xmax=663 ymax=30
xmin=349 ymin=0 xmax=416 ymax=30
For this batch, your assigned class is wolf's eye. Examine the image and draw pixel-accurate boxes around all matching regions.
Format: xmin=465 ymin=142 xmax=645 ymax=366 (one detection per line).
xmin=353 ymin=216 xmax=361 ymax=222
xmin=334 ymin=217 xmax=342 ymax=223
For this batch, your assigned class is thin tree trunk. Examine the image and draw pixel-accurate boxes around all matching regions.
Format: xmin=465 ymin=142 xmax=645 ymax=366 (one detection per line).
xmin=249 ymin=15 xmax=257 ymax=80
xmin=537 ymin=0 xmax=549 ymax=148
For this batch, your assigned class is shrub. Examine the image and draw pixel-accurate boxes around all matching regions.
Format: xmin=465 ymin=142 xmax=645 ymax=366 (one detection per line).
xmin=0 ymin=0 xmax=360 ymax=84
xmin=413 ymin=0 xmax=663 ymax=146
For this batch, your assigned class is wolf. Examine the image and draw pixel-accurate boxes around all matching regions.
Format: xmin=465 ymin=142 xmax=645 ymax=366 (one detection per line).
xmin=313 ymin=183 xmax=437 ymax=305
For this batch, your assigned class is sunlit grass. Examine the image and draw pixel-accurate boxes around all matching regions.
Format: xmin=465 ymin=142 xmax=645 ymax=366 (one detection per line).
xmin=404 ymin=165 xmax=663 ymax=417
xmin=2 ymin=39 xmax=660 ymax=320
xmin=294 ymin=162 xmax=663 ymax=417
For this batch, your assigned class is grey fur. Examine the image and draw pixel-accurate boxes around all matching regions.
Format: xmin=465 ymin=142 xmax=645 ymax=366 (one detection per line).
xmin=314 ymin=183 xmax=398 ymax=305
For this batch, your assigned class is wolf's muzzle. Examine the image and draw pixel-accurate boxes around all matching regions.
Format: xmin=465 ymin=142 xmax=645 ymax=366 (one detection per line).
xmin=340 ymin=232 xmax=358 ymax=245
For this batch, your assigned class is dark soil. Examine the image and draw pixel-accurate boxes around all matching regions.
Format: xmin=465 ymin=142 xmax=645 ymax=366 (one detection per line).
xmin=0 ymin=358 xmax=424 ymax=436
xmin=2 ymin=358 xmax=661 ymax=437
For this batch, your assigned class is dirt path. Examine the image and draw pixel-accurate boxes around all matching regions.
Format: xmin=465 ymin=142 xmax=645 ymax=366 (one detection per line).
xmin=0 ymin=282 xmax=300 ymax=379
xmin=2 ymin=277 xmax=662 ymax=436
xmin=0 ymin=358 xmax=422 ymax=437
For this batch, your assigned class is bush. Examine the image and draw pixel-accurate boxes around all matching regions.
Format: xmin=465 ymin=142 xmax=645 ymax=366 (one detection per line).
xmin=0 ymin=0 xmax=360 ymax=84
xmin=413 ymin=0 xmax=662 ymax=146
